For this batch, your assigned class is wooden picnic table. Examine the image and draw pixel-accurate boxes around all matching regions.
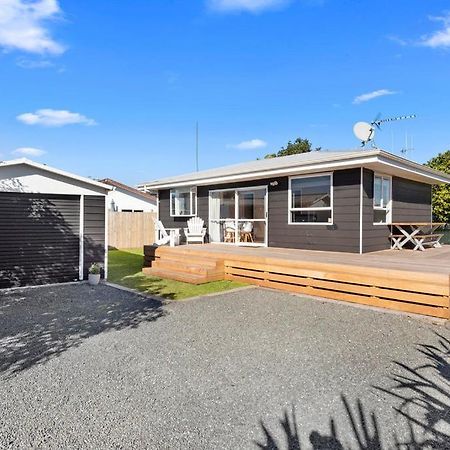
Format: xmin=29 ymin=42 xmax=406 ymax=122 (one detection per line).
xmin=390 ymin=222 xmax=446 ymax=251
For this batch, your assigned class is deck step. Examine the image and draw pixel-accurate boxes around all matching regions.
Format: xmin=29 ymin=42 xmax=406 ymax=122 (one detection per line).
xmin=142 ymin=267 xmax=223 ymax=284
xmin=153 ymin=253 xmax=221 ymax=269
xmin=156 ymin=246 xmax=222 ymax=259
xmin=152 ymin=259 xmax=223 ymax=276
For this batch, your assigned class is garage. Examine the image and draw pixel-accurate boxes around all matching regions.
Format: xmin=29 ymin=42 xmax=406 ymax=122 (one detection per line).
xmin=0 ymin=158 xmax=111 ymax=288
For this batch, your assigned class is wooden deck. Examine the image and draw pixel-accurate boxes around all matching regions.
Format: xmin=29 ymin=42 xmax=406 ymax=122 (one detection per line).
xmin=143 ymin=244 xmax=450 ymax=319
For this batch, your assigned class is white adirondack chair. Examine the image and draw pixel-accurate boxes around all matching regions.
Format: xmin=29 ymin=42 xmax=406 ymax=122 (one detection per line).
xmin=184 ymin=217 xmax=207 ymax=244
xmin=154 ymin=219 xmax=180 ymax=247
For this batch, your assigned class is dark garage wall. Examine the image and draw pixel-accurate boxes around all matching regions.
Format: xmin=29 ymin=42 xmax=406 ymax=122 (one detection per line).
xmin=83 ymin=195 xmax=106 ymax=278
xmin=0 ymin=193 xmax=80 ymax=288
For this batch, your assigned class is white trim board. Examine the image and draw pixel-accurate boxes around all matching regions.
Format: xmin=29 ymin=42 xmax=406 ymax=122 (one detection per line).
xmin=104 ymin=196 xmax=109 ymax=280
xmin=79 ymin=194 xmax=85 ymax=280
xmin=359 ymin=167 xmax=363 ymax=255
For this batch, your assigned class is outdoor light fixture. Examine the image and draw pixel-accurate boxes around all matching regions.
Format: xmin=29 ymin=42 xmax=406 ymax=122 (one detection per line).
xmin=270 ymin=181 xmax=278 ymax=187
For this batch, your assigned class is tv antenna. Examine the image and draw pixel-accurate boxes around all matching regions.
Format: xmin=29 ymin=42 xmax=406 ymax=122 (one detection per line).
xmin=353 ymin=114 xmax=416 ymax=148
xmin=400 ymin=132 xmax=414 ymax=158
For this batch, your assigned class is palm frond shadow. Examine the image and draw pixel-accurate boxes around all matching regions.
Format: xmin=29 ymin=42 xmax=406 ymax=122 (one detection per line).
xmin=255 ymin=396 xmax=382 ymax=450
xmin=375 ymin=331 xmax=450 ymax=449
xmin=255 ymin=332 xmax=450 ymax=449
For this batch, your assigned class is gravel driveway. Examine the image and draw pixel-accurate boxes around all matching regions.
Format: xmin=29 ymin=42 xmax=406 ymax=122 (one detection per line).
xmin=0 ymin=283 xmax=449 ymax=449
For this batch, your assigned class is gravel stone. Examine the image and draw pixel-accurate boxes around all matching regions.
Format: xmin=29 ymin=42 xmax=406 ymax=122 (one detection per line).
xmin=0 ymin=283 xmax=449 ymax=449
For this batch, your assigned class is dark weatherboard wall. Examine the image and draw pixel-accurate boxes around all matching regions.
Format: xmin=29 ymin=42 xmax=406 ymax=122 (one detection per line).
xmin=159 ymin=168 xmax=362 ymax=253
xmin=0 ymin=193 xmax=107 ymax=288
xmin=0 ymin=193 xmax=80 ymax=288
xmin=159 ymin=168 xmax=434 ymax=253
xmin=83 ymin=195 xmax=106 ymax=278
xmin=362 ymin=170 xmax=432 ymax=252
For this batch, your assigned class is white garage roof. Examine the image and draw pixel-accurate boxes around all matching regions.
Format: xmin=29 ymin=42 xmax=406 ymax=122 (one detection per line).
xmin=0 ymin=158 xmax=112 ymax=193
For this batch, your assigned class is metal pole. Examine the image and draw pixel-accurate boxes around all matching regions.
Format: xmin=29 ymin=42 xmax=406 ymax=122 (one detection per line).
xmin=196 ymin=121 xmax=199 ymax=172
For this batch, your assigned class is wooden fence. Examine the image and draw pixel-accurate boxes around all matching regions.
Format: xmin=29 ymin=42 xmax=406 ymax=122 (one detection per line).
xmin=108 ymin=211 xmax=156 ymax=249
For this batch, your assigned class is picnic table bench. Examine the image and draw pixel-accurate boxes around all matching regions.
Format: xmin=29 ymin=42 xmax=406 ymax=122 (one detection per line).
xmin=390 ymin=223 xmax=446 ymax=251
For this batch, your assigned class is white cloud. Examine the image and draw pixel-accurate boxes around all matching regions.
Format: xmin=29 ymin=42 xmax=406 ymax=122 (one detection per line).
xmin=387 ymin=35 xmax=408 ymax=46
xmin=13 ymin=146 xmax=46 ymax=157
xmin=16 ymin=57 xmax=54 ymax=68
xmin=0 ymin=0 xmax=65 ymax=54
xmin=208 ymin=0 xmax=289 ymax=13
xmin=421 ymin=14 xmax=450 ymax=48
xmin=17 ymin=109 xmax=96 ymax=127
xmin=353 ymin=89 xmax=397 ymax=105
xmin=228 ymin=138 xmax=267 ymax=150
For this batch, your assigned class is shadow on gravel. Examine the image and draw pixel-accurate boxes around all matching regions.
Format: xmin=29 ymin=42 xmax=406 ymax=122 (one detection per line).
xmin=0 ymin=284 xmax=166 ymax=377
xmin=255 ymin=332 xmax=450 ymax=449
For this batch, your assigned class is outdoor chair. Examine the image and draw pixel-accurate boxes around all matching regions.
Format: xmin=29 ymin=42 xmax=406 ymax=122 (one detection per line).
xmin=240 ymin=221 xmax=254 ymax=242
xmin=224 ymin=220 xmax=236 ymax=243
xmin=154 ymin=219 xmax=180 ymax=247
xmin=184 ymin=217 xmax=207 ymax=244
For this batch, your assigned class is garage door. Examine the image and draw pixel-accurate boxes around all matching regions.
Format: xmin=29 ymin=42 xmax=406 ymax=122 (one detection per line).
xmin=0 ymin=193 xmax=80 ymax=288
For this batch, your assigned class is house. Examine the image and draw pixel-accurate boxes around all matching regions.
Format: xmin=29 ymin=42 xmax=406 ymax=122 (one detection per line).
xmin=138 ymin=149 xmax=450 ymax=253
xmin=100 ymin=178 xmax=157 ymax=212
xmin=0 ymin=158 xmax=111 ymax=288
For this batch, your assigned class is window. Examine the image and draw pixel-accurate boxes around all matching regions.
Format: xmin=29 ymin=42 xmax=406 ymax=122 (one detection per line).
xmin=373 ymin=174 xmax=392 ymax=224
xmin=289 ymin=174 xmax=333 ymax=224
xmin=170 ymin=187 xmax=197 ymax=217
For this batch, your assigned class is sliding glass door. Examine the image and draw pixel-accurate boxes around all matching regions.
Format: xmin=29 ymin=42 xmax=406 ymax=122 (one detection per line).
xmin=209 ymin=186 xmax=267 ymax=246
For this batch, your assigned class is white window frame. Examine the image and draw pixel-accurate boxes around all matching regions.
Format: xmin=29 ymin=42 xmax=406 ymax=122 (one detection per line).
xmin=373 ymin=173 xmax=392 ymax=225
xmin=208 ymin=185 xmax=268 ymax=247
xmin=170 ymin=186 xmax=197 ymax=217
xmin=288 ymin=172 xmax=334 ymax=225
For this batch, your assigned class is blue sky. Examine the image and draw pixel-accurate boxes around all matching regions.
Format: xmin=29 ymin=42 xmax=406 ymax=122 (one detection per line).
xmin=1 ymin=0 xmax=449 ymax=185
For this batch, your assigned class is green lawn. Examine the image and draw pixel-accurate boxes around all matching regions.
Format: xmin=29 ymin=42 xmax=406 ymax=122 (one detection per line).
xmin=108 ymin=248 xmax=246 ymax=300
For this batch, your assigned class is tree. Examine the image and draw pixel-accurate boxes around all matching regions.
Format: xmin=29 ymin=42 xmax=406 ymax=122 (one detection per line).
xmin=263 ymin=137 xmax=321 ymax=159
xmin=426 ymin=150 xmax=450 ymax=223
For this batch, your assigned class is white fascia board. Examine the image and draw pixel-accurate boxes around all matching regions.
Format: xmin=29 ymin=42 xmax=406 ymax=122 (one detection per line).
xmin=140 ymin=156 xmax=381 ymax=189
xmin=140 ymin=154 xmax=450 ymax=190
xmin=375 ymin=155 xmax=450 ymax=184
xmin=0 ymin=158 xmax=112 ymax=191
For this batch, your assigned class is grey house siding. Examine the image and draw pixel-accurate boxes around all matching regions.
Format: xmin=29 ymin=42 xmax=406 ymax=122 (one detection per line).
xmin=362 ymin=169 xmax=390 ymax=252
xmin=159 ymin=168 xmax=361 ymax=252
xmin=392 ymin=177 xmax=432 ymax=222
xmin=362 ymin=170 xmax=432 ymax=252
xmin=158 ymin=168 xmax=433 ymax=253
xmin=0 ymin=193 xmax=80 ymax=288
xmin=268 ymin=169 xmax=360 ymax=252
xmin=83 ymin=195 xmax=106 ymax=278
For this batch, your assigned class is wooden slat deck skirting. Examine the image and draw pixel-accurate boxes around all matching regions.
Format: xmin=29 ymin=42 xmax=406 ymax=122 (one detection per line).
xmin=145 ymin=244 xmax=450 ymax=319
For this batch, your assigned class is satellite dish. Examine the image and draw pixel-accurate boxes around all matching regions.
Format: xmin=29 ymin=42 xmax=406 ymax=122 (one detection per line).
xmin=353 ymin=121 xmax=375 ymax=146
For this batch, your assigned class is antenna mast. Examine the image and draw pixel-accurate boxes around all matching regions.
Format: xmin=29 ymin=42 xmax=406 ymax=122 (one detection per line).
xmin=196 ymin=121 xmax=199 ymax=172
xmin=352 ymin=114 xmax=417 ymax=148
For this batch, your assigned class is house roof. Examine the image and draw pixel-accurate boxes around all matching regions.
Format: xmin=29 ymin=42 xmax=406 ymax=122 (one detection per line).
xmin=99 ymin=178 xmax=156 ymax=203
xmin=0 ymin=158 xmax=112 ymax=190
xmin=137 ymin=149 xmax=450 ymax=190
